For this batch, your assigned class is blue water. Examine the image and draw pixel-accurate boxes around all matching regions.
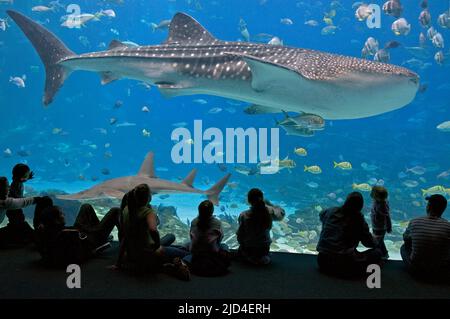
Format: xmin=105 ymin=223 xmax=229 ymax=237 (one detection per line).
xmin=1 ymin=0 xmax=449 ymax=256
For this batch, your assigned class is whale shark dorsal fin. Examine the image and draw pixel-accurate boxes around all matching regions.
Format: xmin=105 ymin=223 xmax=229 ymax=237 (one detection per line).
xmin=182 ymin=169 xmax=197 ymax=188
xmin=138 ymin=152 xmax=156 ymax=177
xmin=164 ymin=12 xmax=217 ymax=45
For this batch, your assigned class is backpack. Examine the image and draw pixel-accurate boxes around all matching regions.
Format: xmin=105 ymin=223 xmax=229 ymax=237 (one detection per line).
xmin=50 ymin=230 xmax=88 ymax=267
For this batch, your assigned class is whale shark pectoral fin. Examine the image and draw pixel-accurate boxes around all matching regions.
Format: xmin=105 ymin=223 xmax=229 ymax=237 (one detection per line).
xmin=100 ymin=71 xmax=119 ymax=85
xmin=156 ymin=82 xmax=192 ymax=98
xmin=138 ymin=152 xmax=157 ymax=177
xmin=244 ymin=104 xmax=282 ymax=115
xmin=103 ymin=189 xmax=126 ymax=199
xmin=227 ymin=53 xmax=303 ymax=92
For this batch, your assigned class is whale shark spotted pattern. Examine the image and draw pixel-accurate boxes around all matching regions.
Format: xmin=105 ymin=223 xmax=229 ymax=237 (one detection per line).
xmin=8 ymin=10 xmax=419 ymax=120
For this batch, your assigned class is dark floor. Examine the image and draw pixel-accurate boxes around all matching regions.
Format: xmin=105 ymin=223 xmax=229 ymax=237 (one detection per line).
xmin=0 ymin=244 xmax=448 ymax=299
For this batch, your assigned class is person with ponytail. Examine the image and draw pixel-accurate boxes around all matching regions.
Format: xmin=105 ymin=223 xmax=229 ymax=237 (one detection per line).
xmin=236 ymin=188 xmax=285 ymax=265
xmin=190 ymin=200 xmax=223 ymax=253
xmin=185 ymin=200 xmax=230 ymax=276
xmin=316 ymin=192 xmax=382 ymax=278
xmin=118 ymin=184 xmax=190 ymax=280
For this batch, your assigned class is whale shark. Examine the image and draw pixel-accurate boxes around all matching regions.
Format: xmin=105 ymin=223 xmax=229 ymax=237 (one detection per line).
xmin=56 ymin=152 xmax=231 ymax=205
xmin=7 ymin=10 xmax=419 ymax=120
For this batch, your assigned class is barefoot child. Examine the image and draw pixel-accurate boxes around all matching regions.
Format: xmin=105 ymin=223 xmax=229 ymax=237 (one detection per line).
xmin=370 ymin=186 xmax=392 ymax=259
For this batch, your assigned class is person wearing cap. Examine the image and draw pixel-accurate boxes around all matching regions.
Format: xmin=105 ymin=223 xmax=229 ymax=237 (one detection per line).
xmin=401 ymin=194 xmax=450 ymax=279
xmin=316 ymin=192 xmax=382 ymax=278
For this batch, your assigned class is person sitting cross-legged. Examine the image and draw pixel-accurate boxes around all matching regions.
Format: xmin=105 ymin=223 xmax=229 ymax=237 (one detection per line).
xmin=236 ymin=188 xmax=285 ymax=266
xmin=114 ymin=184 xmax=190 ymax=280
xmin=316 ymin=192 xmax=382 ymax=279
xmin=401 ymin=194 xmax=450 ymax=282
xmin=183 ymin=200 xmax=231 ymax=276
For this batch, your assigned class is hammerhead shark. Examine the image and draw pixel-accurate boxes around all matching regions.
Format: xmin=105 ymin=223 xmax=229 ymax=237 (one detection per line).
xmin=8 ymin=10 xmax=419 ymax=120
xmin=57 ymin=152 xmax=231 ymax=205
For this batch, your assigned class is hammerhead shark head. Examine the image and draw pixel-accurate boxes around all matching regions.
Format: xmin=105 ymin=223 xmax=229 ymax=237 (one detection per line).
xmin=57 ymin=152 xmax=231 ymax=205
xmin=8 ymin=10 xmax=419 ymax=120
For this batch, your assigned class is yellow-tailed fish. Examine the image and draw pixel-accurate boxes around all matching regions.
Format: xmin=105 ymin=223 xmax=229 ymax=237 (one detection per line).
xmin=294 ymin=147 xmax=307 ymax=156
xmin=334 ymin=161 xmax=352 ymax=170
xmin=304 ymin=165 xmax=322 ymax=174
xmin=352 ymin=183 xmax=371 ymax=192
xmin=421 ymin=185 xmax=446 ymax=197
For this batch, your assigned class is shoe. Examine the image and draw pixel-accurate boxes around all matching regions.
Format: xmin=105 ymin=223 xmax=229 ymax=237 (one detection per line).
xmin=163 ymin=258 xmax=191 ymax=281
xmin=248 ymin=255 xmax=271 ymax=265
xmin=92 ymin=242 xmax=111 ymax=255
xmin=226 ymin=249 xmax=239 ymax=259
xmin=174 ymin=257 xmax=191 ymax=281
xmin=260 ymin=255 xmax=271 ymax=265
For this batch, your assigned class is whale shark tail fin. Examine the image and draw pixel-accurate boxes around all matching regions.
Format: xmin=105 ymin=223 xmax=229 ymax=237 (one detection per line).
xmin=7 ymin=10 xmax=75 ymax=106
xmin=206 ymin=173 xmax=231 ymax=206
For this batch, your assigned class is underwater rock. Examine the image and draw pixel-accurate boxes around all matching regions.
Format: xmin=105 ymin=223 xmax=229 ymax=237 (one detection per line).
xmin=385 ymin=239 xmax=395 ymax=246
xmin=270 ymin=243 xmax=280 ymax=250
xmin=287 ymin=239 xmax=299 ymax=247
xmin=156 ymin=205 xmax=179 ymax=224
xmin=305 ymin=243 xmax=318 ymax=252
xmin=393 ymin=240 xmax=404 ymax=251
xmin=278 ymin=220 xmax=293 ymax=234
xmin=155 ymin=205 xmax=190 ymax=244
xmin=308 ymin=230 xmax=318 ymax=241
xmin=273 ymin=242 xmax=294 ymax=252
xmin=217 ymin=213 xmax=236 ymax=225
xmin=289 ymin=207 xmax=321 ymax=231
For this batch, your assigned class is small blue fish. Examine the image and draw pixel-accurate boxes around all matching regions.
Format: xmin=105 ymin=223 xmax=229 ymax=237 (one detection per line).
xmin=306 ymin=182 xmax=319 ymax=188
